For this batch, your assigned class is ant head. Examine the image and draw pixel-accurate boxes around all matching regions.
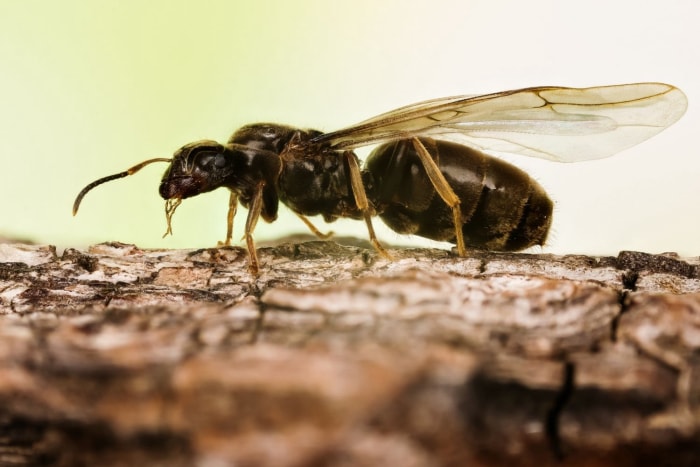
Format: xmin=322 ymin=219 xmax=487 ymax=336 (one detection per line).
xmin=73 ymin=140 xmax=237 ymax=240
xmin=158 ymin=140 xmax=233 ymax=200
xmin=72 ymin=140 xmax=237 ymax=218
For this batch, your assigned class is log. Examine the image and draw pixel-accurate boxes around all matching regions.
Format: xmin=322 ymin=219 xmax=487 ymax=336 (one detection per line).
xmin=0 ymin=239 xmax=698 ymax=466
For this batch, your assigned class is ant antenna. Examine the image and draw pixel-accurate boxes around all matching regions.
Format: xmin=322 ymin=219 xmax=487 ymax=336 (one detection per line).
xmin=72 ymin=158 xmax=172 ymax=216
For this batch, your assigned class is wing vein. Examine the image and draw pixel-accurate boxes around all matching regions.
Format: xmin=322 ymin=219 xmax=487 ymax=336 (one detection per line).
xmin=312 ymin=83 xmax=686 ymax=162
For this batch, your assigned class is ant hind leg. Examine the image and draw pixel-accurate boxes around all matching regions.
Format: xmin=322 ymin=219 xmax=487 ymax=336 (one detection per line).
xmin=410 ymin=138 xmax=467 ymax=256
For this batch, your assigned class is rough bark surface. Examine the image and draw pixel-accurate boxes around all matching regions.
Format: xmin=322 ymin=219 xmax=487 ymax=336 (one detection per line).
xmin=0 ymin=239 xmax=699 ymax=466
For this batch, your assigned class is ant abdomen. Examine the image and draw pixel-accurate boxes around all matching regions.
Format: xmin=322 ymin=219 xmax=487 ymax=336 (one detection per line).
xmin=365 ymin=138 xmax=553 ymax=250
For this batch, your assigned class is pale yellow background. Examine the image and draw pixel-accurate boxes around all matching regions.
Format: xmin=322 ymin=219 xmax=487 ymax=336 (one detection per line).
xmin=0 ymin=0 xmax=697 ymax=255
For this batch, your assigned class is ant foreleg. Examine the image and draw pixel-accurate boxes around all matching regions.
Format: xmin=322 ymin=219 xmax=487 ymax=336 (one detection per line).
xmin=221 ymin=191 xmax=238 ymax=246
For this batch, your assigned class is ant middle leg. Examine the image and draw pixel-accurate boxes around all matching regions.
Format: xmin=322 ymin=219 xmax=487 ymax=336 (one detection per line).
xmin=242 ymin=183 xmax=265 ymax=275
xmin=294 ymin=212 xmax=334 ymax=239
xmin=343 ymin=151 xmax=393 ymax=259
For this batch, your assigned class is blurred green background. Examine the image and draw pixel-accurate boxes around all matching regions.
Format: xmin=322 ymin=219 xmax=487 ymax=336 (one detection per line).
xmin=0 ymin=0 xmax=697 ymax=255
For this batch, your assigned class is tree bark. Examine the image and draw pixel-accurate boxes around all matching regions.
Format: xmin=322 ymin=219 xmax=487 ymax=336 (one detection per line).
xmin=0 ymin=239 xmax=698 ymax=466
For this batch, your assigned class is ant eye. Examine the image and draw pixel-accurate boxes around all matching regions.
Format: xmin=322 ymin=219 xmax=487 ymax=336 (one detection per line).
xmin=194 ymin=151 xmax=228 ymax=170
xmin=214 ymin=154 xmax=227 ymax=168
xmin=196 ymin=153 xmax=216 ymax=168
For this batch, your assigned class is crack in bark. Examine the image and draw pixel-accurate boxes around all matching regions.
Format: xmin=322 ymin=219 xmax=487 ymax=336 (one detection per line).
xmin=610 ymin=289 xmax=631 ymax=343
xmin=545 ymin=361 xmax=575 ymax=461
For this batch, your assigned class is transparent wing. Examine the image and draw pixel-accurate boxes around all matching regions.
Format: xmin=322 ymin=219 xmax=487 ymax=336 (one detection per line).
xmin=313 ymin=83 xmax=687 ymax=162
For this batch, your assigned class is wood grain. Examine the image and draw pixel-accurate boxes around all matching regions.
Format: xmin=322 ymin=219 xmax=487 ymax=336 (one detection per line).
xmin=0 ymin=240 xmax=698 ymax=466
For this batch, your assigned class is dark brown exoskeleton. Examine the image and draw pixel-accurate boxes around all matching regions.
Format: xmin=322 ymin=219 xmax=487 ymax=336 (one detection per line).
xmin=73 ymin=83 xmax=687 ymax=274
